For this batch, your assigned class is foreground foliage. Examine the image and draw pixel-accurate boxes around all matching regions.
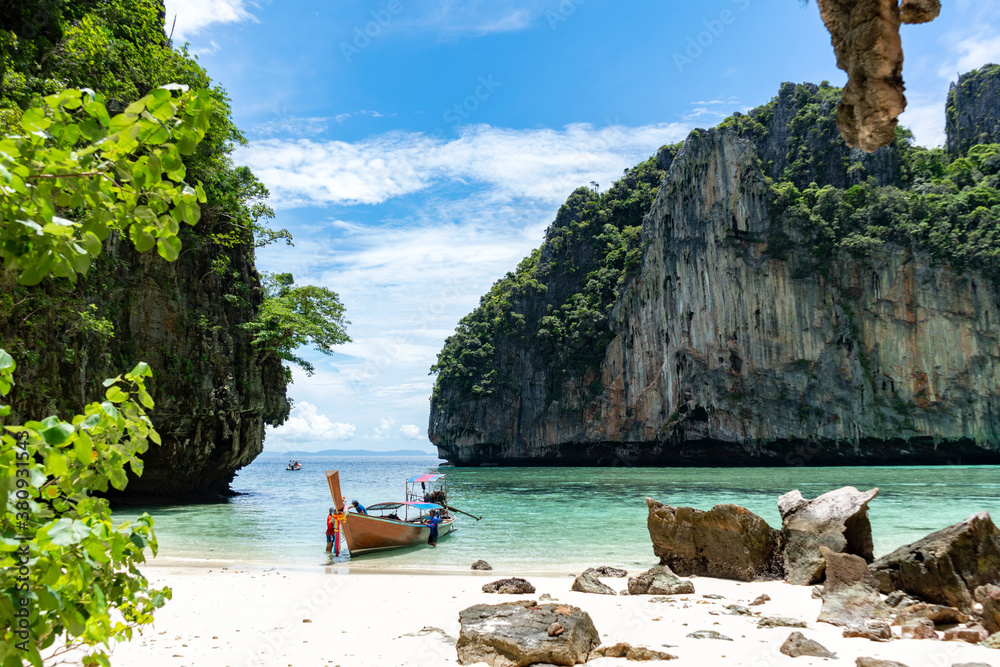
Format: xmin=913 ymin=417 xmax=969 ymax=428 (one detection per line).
xmin=0 ymin=356 xmax=169 ymax=667
xmin=0 ymin=79 xmax=209 ymax=663
xmin=0 ymin=86 xmax=209 ymax=284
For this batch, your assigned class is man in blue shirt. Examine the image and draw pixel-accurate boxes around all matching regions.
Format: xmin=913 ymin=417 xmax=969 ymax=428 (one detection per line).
xmin=350 ymin=500 xmax=367 ymax=515
xmin=426 ymin=510 xmax=441 ymax=547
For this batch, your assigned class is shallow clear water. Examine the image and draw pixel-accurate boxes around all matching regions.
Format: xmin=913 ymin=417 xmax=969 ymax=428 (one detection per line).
xmin=113 ymin=458 xmax=1000 ymax=573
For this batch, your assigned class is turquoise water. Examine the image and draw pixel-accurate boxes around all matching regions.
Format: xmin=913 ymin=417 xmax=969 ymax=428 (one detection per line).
xmin=114 ymin=458 xmax=1000 ymax=573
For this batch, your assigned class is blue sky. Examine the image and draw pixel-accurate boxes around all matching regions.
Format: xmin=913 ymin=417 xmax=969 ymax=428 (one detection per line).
xmin=162 ymin=0 xmax=1000 ymax=452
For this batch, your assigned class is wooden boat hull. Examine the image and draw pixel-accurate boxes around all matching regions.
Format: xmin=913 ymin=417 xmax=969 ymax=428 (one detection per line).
xmin=344 ymin=512 xmax=455 ymax=555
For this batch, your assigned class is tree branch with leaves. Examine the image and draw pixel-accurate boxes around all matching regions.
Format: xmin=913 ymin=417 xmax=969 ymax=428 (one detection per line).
xmin=244 ymin=272 xmax=351 ymax=377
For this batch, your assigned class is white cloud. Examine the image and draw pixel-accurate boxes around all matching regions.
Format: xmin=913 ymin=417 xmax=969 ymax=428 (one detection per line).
xmin=237 ymin=122 xmax=692 ymax=209
xmin=403 ymin=1 xmax=542 ymax=37
xmin=164 ymin=0 xmax=257 ymax=41
xmin=938 ymin=33 xmax=1000 ymax=79
xmin=371 ymin=417 xmax=396 ymax=440
xmin=265 ymin=401 xmax=355 ymax=450
xmin=400 ymin=424 xmax=423 ymax=440
xmin=900 ymin=99 xmax=946 ymax=148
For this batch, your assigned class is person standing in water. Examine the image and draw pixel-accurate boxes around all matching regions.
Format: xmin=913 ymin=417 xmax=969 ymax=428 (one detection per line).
xmin=326 ymin=507 xmax=344 ymax=554
xmin=425 ymin=510 xmax=441 ymax=547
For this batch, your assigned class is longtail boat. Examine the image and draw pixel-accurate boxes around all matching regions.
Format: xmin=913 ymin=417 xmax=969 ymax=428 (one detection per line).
xmin=325 ymin=470 xmax=456 ymax=555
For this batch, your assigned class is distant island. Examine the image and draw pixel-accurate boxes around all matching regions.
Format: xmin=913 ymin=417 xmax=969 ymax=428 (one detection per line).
xmin=260 ymin=449 xmax=438 ymax=457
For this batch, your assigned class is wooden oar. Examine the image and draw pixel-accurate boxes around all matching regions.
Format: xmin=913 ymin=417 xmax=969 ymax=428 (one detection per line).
xmin=444 ymin=504 xmax=482 ymax=521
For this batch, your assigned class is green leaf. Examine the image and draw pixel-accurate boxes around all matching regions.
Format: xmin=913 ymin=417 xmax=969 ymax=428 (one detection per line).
xmin=47 ymin=452 xmax=68 ymax=476
xmin=100 ymin=401 xmax=120 ymax=419
xmin=129 ymin=225 xmax=156 ymax=253
xmin=48 ymin=519 xmax=92 ymax=546
xmin=73 ymin=437 xmax=93 ymax=464
xmin=156 ymin=235 xmax=182 ymax=261
xmin=19 ymin=253 xmax=55 ymax=286
xmin=108 ymin=112 xmax=137 ymax=135
xmin=0 ymin=349 xmax=15 ymax=372
xmin=21 ymin=107 xmax=51 ymax=132
xmin=137 ymin=390 xmax=154 ymax=410
xmin=80 ymin=412 xmax=101 ymax=430
xmin=129 ymin=361 xmax=152 ymax=378
xmin=40 ymin=421 xmax=74 ymax=445
xmin=177 ymin=135 xmax=197 ymax=155
xmin=105 ymin=386 xmax=128 ymax=403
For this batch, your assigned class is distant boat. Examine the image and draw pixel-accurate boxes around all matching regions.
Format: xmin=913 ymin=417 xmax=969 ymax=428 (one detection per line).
xmin=286 ymin=460 xmax=302 ymax=471
xmin=325 ymin=470 xmax=456 ymax=555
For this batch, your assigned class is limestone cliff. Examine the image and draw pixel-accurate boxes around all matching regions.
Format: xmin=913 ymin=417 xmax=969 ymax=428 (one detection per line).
xmin=947 ymin=64 xmax=1000 ymax=157
xmin=0 ymin=0 xmax=291 ymax=500
xmin=429 ymin=80 xmax=1000 ymax=466
xmin=1 ymin=230 xmax=290 ymax=500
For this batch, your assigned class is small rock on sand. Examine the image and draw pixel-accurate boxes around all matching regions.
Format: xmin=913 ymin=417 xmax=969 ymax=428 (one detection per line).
xmin=686 ymin=630 xmax=733 ymax=641
xmin=942 ymin=625 xmax=989 ymax=643
xmin=779 ymin=631 xmax=837 ymax=658
xmin=843 ymin=621 xmax=891 ymax=641
xmin=627 ymin=566 xmax=694 ymax=596
xmin=892 ymin=603 xmax=968 ymax=626
xmin=571 ymin=569 xmax=617 ymax=596
xmin=901 ymin=618 xmax=938 ymax=640
xmin=855 ymin=658 xmax=910 ymax=667
xmin=590 ymin=642 xmax=677 ymax=661
xmin=482 ymin=578 xmax=535 ymax=594
xmin=471 ymin=560 xmax=492 ymax=571
xmin=750 ymin=594 xmax=770 ymax=605
xmin=757 ymin=616 xmax=807 ymax=629
xmin=592 ymin=566 xmax=628 ymax=578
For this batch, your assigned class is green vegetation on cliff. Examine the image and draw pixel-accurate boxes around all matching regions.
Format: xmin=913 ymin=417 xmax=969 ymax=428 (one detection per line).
xmin=946 ymin=63 xmax=1000 ymax=157
xmin=767 ymin=142 xmax=1000 ymax=283
xmin=431 ymin=151 xmax=674 ymax=402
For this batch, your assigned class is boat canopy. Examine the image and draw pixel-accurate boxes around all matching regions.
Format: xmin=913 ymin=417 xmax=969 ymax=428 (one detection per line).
xmin=366 ymin=501 xmax=443 ymax=511
xmin=407 ymin=474 xmax=444 ymax=483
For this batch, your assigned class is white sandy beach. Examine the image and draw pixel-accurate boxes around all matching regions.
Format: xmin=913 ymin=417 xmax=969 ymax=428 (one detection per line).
xmin=87 ymin=561 xmax=998 ymax=667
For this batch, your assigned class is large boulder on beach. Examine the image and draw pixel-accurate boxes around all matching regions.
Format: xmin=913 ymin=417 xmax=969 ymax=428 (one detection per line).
xmin=627 ymin=565 xmax=694 ymax=596
xmin=456 ymin=600 xmax=599 ymax=666
xmin=570 ymin=569 xmax=616 ymax=596
xmin=778 ymin=486 xmax=879 ymax=585
xmin=646 ymin=499 xmax=784 ymax=581
xmin=818 ymin=547 xmax=890 ymax=628
xmin=869 ymin=512 xmax=1000 ymax=613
